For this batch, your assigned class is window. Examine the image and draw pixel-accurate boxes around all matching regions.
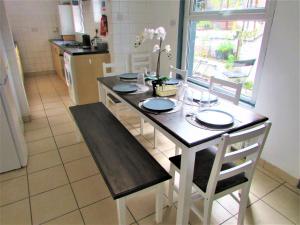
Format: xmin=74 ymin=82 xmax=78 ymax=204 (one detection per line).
xmin=182 ymin=0 xmax=276 ymax=104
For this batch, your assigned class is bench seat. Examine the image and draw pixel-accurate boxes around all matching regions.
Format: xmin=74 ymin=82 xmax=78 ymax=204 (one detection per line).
xmin=69 ymin=103 xmax=171 ymax=200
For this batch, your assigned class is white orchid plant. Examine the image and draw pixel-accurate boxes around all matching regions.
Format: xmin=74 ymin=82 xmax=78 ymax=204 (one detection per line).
xmin=134 ymin=27 xmax=172 ymax=81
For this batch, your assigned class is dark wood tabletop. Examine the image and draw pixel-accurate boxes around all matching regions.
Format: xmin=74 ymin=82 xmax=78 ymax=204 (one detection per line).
xmin=97 ymin=76 xmax=268 ymax=148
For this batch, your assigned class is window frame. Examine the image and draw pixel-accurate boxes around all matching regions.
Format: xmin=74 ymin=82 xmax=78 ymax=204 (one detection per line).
xmin=181 ymin=0 xmax=277 ymax=104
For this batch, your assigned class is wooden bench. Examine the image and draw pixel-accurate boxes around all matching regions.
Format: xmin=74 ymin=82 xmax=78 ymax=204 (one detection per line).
xmin=69 ymin=103 xmax=171 ymax=225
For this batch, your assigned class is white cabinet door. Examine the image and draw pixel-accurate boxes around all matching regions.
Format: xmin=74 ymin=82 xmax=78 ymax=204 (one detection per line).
xmin=58 ymin=5 xmax=75 ymax=35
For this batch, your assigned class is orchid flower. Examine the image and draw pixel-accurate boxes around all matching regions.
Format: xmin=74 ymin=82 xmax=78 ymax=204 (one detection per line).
xmin=154 ymin=27 xmax=166 ymax=40
xmin=153 ymin=44 xmax=160 ymax=52
xmin=165 ymin=45 xmax=171 ymax=53
xmin=143 ymin=28 xmax=155 ymax=40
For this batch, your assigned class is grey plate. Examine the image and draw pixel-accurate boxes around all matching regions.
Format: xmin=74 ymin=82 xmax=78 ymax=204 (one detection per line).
xmin=165 ymin=78 xmax=179 ymax=85
xmin=195 ymin=109 xmax=234 ymax=129
xmin=142 ymin=98 xmax=176 ymax=112
xmin=112 ymin=84 xmax=138 ymax=93
xmin=119 ymin=73 xmax=138 ymax=80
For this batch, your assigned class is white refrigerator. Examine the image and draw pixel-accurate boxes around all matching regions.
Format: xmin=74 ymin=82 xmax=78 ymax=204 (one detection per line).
xmin=0 ymin=74 xmax=28 ymax=173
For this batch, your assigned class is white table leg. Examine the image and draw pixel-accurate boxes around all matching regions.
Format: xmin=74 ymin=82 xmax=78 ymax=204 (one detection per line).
xmin=116 ymin=198 xmax=126 ymax=225
xmin=140 ymin=118 xmax=144 ymax=135
xmin=176 ymin=150 xmax=196 ymax=225
xmin=175 ymin=146 xmax=180 ymax=155
xmin=98 ymin=82 xmax=107 ymax=106
xmin=155 ymin=183 xmax=164 ymax=223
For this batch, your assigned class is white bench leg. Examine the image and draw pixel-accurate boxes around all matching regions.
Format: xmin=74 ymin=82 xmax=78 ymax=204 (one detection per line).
xmin=168 ymin=165 xmax=175 ymax=207
xmin=155 ymin=183 xmax=164 ymax=223
xmin=175 ymin=146 xmax=180 ymax=155
xmin=116 ymin=198 xmax=126 ymax=225
xmin=154 ymin=128 xmax=157 ymax=148
xmin=140 ymin=118 xmax=144 ymax=135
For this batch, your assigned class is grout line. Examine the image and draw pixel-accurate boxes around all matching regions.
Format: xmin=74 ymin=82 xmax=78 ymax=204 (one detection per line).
xmin=39 ymin=209 xmax=79 ymax=225
xmin=283 ymin=183 xmax=300 ymax=196
xmin=126 ymin=205 xmax=139 ymax=224
xmin=29 ymin=183 xmax=69 ymax=199
xmin=0 ymin=173 xmax=27 ymax=184
xmin=31 ymin=75 xmax=86 ymax=225
xmin=219 ymin=215 xmax=236 ymax=224
xmin=256 ymin=166 xmax=285 ymax=184
xmin=29 ymin=148 xmax=58 ymax=157
xmin=46 ymin=107 xmax=87 ymax=225
xmin=0 ymin=197 xmax=29 ymax=209
xmin=78 ymin=196 xmax=110 ymax=210
xmin=260 ymin=199 xmax=297 ymax=225
xmin=26 ymin=77 xmax=40 ymax=225
xmin=27 ymin=155 xmax=93 ymax=177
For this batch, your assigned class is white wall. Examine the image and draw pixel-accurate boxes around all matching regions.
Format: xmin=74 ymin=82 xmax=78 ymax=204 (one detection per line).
xmin=4 ymin=0 xmax=60 ymax=73
xmin=107 ymin=0 xmax=179 ymax=73
xmin=255 ymin=0 xmax=299 ymax=178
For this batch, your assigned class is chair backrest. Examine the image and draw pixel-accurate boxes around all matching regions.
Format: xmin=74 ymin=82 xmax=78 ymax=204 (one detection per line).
xmin=206 ymin=121 xmax=271 ymax=196
xmin=103 ymin=62 xmax=128 ymax=77
xmin=169 ymin=65 xmax=188 ymax=83
xmin=131 ymin=53 xmax=151 ymax=73
xmin=209 ymin=77 xmax=242 ymax=105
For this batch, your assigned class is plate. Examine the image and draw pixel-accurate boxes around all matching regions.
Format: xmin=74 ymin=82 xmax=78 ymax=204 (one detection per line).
xmin=195 ymin=109 xmax=234 ymax=129
xmin=193 ymin=92 xmax=218 ymax=104
xmin=119 ymin=73 xmax=138 ymax=80
xmin=142 ymin=98 xmax=176 ymax=112
xmin=112 ymin=84 xmax=138 ymax=93
xmin=164 ymin=78 xmax=179 ymax=85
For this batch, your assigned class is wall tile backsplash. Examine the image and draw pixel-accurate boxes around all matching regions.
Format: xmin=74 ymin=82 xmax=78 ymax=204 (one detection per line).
xmin=3 ymin=0 xmax=179 ymax=75
xmin=4 ymin=0 xmax=59 ymax=73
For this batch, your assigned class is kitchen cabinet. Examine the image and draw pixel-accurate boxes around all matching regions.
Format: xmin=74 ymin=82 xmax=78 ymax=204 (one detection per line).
xmin=50 ymin=43 xmax=65 ymax=83
xmin=67 ymin=53 xmax=110 ymax=105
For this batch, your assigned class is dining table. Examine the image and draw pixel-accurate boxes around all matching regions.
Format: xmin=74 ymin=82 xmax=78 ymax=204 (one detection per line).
xmin=97 ymin=76 xmax=268 ymax=225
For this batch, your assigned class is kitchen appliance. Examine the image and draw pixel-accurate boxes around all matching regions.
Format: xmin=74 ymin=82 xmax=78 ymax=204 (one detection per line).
xmin=58 ymin=5 xmax=75 ymax=35
xmin=0 ymin=74 xmax=28 ymax=173
xmin=64 ymin=52 xmax=77 ymax=104
xmin=82 ymin=34 xmax=91 ymax=49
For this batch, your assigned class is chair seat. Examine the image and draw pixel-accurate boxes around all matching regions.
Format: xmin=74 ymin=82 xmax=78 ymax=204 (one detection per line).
xmin=169 ymin=147 xmax=248 ymax=194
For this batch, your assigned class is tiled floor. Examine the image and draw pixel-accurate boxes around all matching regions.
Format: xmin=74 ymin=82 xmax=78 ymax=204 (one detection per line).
xmin=0 ymin=74 xmax=299 ymax=225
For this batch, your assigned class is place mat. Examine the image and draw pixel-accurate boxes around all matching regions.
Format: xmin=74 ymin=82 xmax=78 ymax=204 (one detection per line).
xmin=138 ymin=99 xmax=182 ymax=115
xmin=185 ymin=111 xmax=240 ymax=131
xmin=195 ymin=109 xmax=234 ymax=129
xmin=128 ymin=84 xmax=149 ymax=94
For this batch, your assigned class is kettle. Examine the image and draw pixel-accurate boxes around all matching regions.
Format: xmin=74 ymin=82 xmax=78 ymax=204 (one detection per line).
xmin=91 ymin=29 xmax=102 ymax=48
xmin=82 ymin=34 xmax=91 ymax=49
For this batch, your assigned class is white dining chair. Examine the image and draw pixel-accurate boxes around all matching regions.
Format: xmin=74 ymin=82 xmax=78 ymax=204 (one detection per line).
xmin=142 ymin=65 xmax=188 ymax=149
xmin=131 ymin=53 xmax=151 ymax=73
xmin=209 ymin=77 xmax=242 ymax=105
xmin=169 ymin=65 xmax=188 ymax=83
xmin=168 ymin=121 xmax=271 ymax=225
xmin=102 ymin=62 xmax=129 ymax=118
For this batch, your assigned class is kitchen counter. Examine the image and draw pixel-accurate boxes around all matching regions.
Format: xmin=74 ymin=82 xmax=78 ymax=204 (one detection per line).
xmin=49 ymin=39 xmax=109 ymax=56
